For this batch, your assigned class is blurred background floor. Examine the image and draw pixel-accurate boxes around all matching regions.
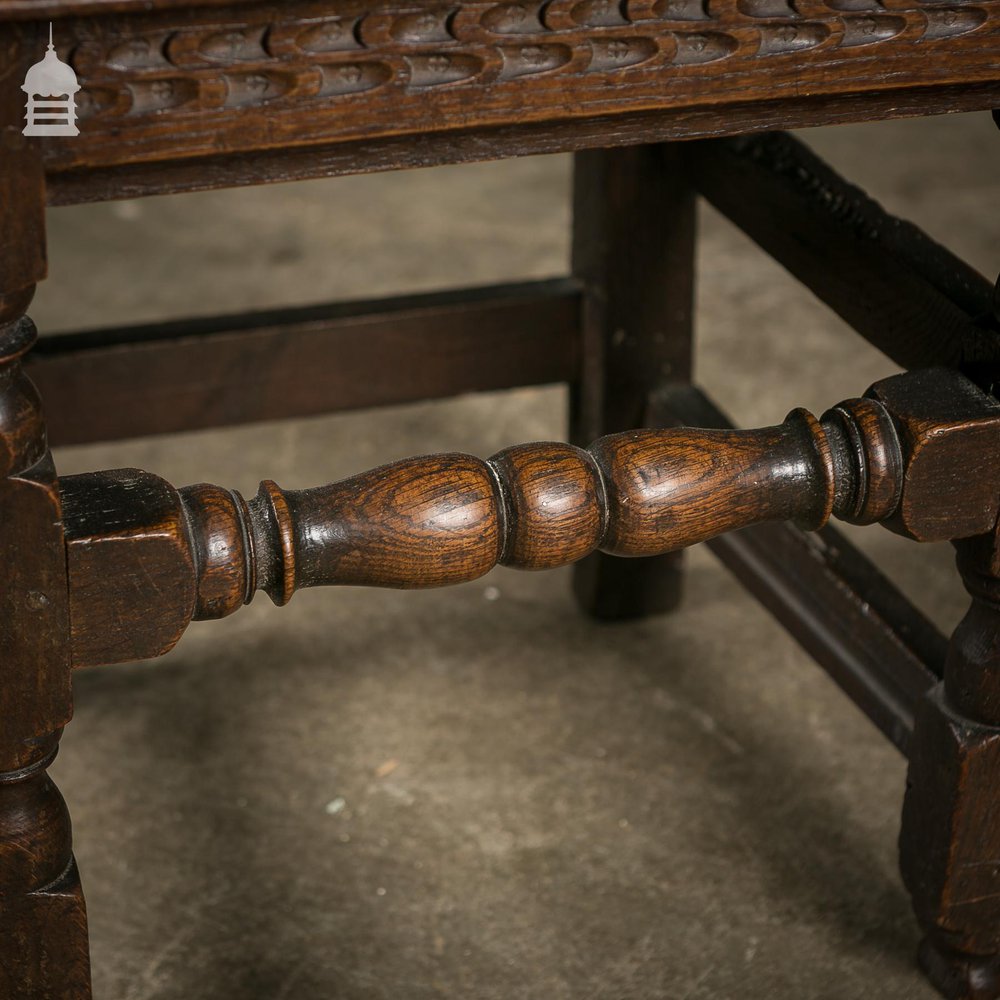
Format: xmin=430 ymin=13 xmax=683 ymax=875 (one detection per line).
xmin=32 ymin=111 xmax=999 ymax=999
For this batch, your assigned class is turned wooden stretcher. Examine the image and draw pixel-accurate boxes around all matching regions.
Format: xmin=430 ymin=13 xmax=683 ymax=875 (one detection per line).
xmin=2 ymin=1 xmax=1000 ymax=997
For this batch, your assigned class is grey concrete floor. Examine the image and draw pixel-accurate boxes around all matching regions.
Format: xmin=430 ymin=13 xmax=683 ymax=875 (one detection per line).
xmin=31 ymin=111 xmax=1000 ymax=999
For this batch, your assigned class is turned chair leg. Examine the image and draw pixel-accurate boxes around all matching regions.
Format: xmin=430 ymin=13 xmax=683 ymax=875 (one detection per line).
xmin=0 ymin=738 xmax=92 ymax=999
xmin=569 ymin=143 xmax=696 ymax=620
xmin=0 ymin=308 xmax=92 ymax=999
xmin=901 ymin=532 xmax=1000 ymax=1000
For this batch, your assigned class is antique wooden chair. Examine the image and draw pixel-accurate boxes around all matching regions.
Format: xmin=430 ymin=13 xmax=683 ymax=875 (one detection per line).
xmin=1 ymin=2 xmax=999 ymax=997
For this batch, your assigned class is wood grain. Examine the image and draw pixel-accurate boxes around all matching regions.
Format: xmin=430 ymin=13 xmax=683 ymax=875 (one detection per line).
xmin=0 ymin=319 xmax=92 ymax=997
xmin=62 ymin=409 xmax=846 ymax=665
xmin=685 ymin=132 xmax=1000 ymax=377
xmin=43 ymin=82 xmax=1000 ymax=206
xmin=590 ymin=416 xmax=835 ymax=555
xmin=60 ymin=468 xmax=197 ymax=666
xmin=27 ymin=279 xmax=580 ymax=445
xmin=60 ymin=369 xmax=1000 ymax=683
xmin=901 ymin=531 xmax=1000 ymax=998
xmin=570 ymin=143 xmax=696 ymax=619
xmin=58 ymin=372 xmax=944 ymax=667
xmin=490 ymin=442 xmax=605 ymax=570
xmin=1 ymin=0 xmax=997 ymax=201
xmin=867 ymin=369 xmax=1000 ymax=542
xmin=652 ymin=382 xmax=944 ymax=755
xmin=0 ymin=25 xmax=46 ymax=321
xmin=254 ymin=453 xmax=502 ymax=600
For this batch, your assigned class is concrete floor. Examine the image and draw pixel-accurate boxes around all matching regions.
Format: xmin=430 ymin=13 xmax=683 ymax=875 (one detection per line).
xmin=30 ymin=111 xmax=1000 ymax=999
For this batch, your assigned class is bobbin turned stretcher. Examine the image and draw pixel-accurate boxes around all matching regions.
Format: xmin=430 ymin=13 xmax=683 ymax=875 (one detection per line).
xmin=4 ymin=1 xmax=1000 ymax=990
xmin=53 ymin=367 xmax=1000 ymax=680
xmin=5 ymin=290 xmax=1000 ymax=991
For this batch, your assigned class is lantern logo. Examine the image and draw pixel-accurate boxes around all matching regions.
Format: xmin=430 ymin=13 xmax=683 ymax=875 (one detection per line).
xmin=22 ymin=23 xmax=80 ymax=137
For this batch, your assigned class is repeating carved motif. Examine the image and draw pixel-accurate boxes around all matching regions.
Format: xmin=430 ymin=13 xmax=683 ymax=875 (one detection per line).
xmin=65 ymin=0 xmax=992 ymax=120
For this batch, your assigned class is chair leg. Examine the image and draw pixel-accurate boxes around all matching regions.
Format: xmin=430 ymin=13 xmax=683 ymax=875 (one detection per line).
xmin=0 ymin=307 xmax=92 ymax=999
xmin=569 ymin=143 xmax=696 ymax=620
xmin=900 ymin=533 xmax=1000 ymax=1000
xmin=0 ymin=739 xmax=92 ymax=1000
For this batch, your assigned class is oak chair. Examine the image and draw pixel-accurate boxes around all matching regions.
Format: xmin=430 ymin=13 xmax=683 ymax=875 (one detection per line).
xmin=1 ymin=2 xmax=1000 ymax=997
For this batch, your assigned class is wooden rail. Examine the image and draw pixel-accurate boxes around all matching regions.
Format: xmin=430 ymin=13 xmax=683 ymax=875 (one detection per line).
xmin=684 ymin=131 xmax=1000 ymax=377
xmin=27 ymin=279 xmax=581 ymax=445
xmin=60 ymin=367 xmax=1000 ymax=671
xmin=650 ymin=383 xmax=945 ymax=754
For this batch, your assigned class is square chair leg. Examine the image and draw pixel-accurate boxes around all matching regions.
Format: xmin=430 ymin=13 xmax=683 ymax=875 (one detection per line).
xmin=569 ymin=143 xmax=696 ymax=620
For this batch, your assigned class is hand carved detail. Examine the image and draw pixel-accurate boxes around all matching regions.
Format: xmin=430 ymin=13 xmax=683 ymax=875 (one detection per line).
xmin=65 ymin=0 xmax=991 ymax=120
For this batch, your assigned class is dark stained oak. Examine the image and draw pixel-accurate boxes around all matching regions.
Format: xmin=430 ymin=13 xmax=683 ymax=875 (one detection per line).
xmin=256 ymin=454 xmax=502 ymax=600
xmin=868 ymin=370 xmax=1000 ymax=542
xmin=901 ymin=532 xmax=1000 ymax=1000
xmin=42 ymin=84 xmax=1000 ymax=207
xmin=3 ymin=0 xmax=1000 ymax=989
xmin=491 ymin=442 xmax=605 ymax=571
xmin=685 ymin=132 xmax=1000 ymax=379
xmin=0 ymin=0 xmax=250 ymax=14
xmin=0 ymin=36 xmax=45 ymax=325
xmin=60 ymin=368 xmax=1000 ymax=669
xmin=26 ymin=279 xmax=581 ymax=446
xmin=0 ymin=320 xmax=92 ymax=999
xmin=2 ymin=0 xmax=998 ymax=203
xmin=589 ymin=415 xmax=837 ymax=554
xmin=177 ymin=482 xmax=252 ymax=620
xmin=59 ymin=469 xmax=197 ymax=667
xmin=570 ymin=143 xmax=696 ymax=619
xmin=651 ymin=382 xmax=945 ymax=755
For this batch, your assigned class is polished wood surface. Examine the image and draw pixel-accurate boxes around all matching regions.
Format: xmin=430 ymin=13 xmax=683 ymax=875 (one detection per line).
xmin=651 ymin=383 xmax=945 ymax=754
xmin=26 ymin=279 xmax=580 ymax=446
xmin=0 ymin=320 xmax=92 ymax=999
xmin=0 ymin=40 xmax=45 ymax=326
xmin=570 ymin=144 xmax=695 ymax=619
xmin=685 ymin=132 xmax=1000 ymax=380
xmin=1 ymin=0 xmax=998 ymax=203
xmin=2 ymin=0 xmax=999 ymax=986
xmin=41 ymin=84 xmax=1000 ymax=206
xmin=58 ymin=368 xmax=1000 ymax=670
xmin=43 ymin=356 xmax=1000 ymax=1000
xmin=901 ymin=531 xmax=1000 ymax=999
